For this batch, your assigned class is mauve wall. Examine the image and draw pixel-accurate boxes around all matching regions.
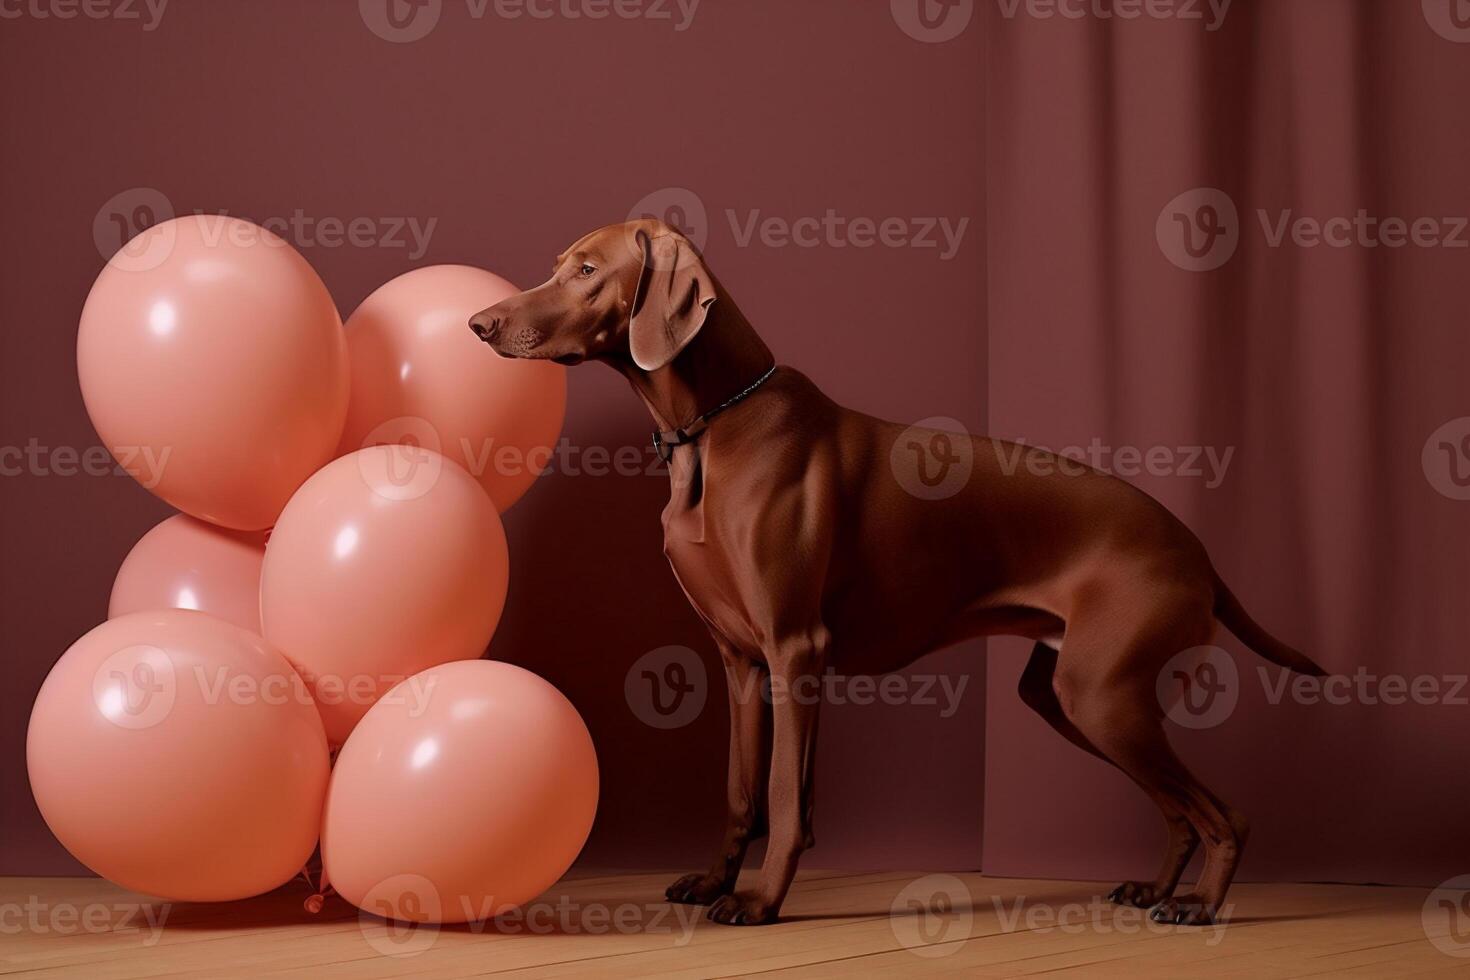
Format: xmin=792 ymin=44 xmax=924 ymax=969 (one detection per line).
xmin=0 ymin=1 xmax=985 ymax=874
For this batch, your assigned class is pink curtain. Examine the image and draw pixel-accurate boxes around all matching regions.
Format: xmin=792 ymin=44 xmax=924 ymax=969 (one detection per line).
xmin=984 ymin=0 xmax=1470 ymax=886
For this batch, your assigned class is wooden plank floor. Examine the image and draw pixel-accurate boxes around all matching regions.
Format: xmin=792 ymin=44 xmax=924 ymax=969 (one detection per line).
xmin=1 ymin=871 xmax=1464 ymax=978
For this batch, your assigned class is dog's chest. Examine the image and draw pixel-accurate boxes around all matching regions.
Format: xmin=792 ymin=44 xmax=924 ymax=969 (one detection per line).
xmin=664 ymin=541 xmax=764 ymax=653
xmin=661 ymin=468 xmax=765 ymax=653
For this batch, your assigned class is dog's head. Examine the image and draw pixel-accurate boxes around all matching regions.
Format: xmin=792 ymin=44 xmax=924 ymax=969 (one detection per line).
xmin=469 ymin=219 xmax=716 ymax=371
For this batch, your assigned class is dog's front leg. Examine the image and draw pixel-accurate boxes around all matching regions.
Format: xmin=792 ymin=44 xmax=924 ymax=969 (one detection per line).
xmin=708 ymin=627 xmax=828 ymax=926
xmin=666 ymin=639 xmax=771 ymax=905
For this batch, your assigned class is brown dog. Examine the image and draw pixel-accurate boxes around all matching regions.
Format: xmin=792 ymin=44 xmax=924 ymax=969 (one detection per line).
xmin=469 ymin=219 xmax=1326 ymax=927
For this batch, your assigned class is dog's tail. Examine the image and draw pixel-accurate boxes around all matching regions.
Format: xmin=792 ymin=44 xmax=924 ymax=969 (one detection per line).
xmin=1212 ymin=572 xmax=1328 ymax=676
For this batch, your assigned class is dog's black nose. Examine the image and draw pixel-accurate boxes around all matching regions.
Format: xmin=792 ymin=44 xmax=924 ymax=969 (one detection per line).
xmin=469 ymin=314 xmax=500 ymax=343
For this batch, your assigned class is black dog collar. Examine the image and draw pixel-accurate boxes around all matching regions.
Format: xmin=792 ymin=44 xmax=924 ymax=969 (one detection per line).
xmin=652 ymin=364 xmax=778 ymax=463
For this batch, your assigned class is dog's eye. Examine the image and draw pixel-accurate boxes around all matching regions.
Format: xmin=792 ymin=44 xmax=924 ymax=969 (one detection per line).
xmin=579 ymin=263 xmax=596 ymax=277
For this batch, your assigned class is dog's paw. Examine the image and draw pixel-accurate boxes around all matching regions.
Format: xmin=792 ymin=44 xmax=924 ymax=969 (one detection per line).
xmin=1107 ymin=881 xmax=1167 ymax=909
xmin=1148 ymin=894 xmax=1217 ymax=926
xmin=664 ymin=873 xmax=729 ymax=906
xmin=707 ymin=893 xmax=779 ymax=926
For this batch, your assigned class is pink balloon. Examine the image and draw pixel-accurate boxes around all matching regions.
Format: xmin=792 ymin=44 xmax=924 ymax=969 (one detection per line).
xmin=27 ymin=610 xmax=329 ymax=901
xmin=78 ymin=215 xmax=349 ymax=531
xmin=109 ymin=514 xmax=267 ymax=634
xmin=323 ymin=660 xmax=599 ymax=924
xmin=336 ymin=265 xmax=566 ymax=513
xmin=260 ymin=446 xmax=509 ymax=745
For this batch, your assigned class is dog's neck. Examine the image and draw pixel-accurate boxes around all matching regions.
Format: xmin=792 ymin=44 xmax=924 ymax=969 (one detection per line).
xmin=611 ymin=288 xmax=775 ymax=433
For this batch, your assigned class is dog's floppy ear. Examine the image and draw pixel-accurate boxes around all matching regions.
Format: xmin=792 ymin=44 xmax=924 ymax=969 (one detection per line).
xmin=628 ymin=228 xmax=716 ymax=372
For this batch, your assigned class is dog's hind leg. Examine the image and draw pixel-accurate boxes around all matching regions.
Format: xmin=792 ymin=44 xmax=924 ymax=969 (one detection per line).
xmin=1051 ymin=590 xmax=1249 ymax=926
xmin=1017 ymin=642 xmax=1201 ymax=909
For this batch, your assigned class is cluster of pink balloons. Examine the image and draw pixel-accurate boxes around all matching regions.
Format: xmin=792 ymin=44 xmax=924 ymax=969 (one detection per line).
xmin=28 ymin=216 xmax=598 ymax=918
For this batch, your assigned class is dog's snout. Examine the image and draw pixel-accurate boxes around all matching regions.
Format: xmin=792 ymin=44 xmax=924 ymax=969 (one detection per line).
xmin=469 ymin=313 xmax=500 ymax=343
